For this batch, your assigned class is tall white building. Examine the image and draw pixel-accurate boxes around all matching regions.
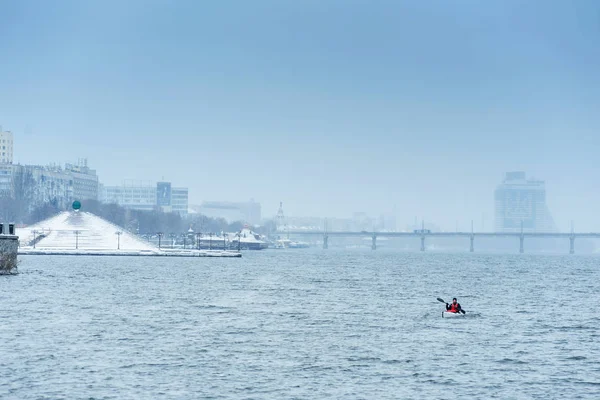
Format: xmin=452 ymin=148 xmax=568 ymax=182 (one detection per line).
xmin=494 ymin=172 xmax=556 ymax=233
xmin=12 ymin=164 xmax=74 ymax=211
xmin=0 ymin=128 xmax=14 ymax=164
xmin=171 ymin=187 xmax=189 ymax=217
xmin=65 ymin=159 xmax=99 ymax=201
xmin=0 ymin=165 xmax=12 ymax=194
xmin=101 ymin=181 xmax=157 ymax=212
xmin=100 ymin=180 xmax=188 ymax=216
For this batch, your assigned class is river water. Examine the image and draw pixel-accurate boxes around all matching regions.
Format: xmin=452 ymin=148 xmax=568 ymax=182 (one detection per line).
xmin=1 ymin=250 xmax=599 ymax=399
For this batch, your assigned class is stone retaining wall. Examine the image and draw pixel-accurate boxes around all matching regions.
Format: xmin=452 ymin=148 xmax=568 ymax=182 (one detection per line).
xmin=0 ymin=236 xmax=19 ymax=274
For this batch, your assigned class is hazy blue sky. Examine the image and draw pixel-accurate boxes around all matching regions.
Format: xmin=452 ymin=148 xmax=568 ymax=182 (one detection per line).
xmin=1 ymin=0 xmax=599 ymax=231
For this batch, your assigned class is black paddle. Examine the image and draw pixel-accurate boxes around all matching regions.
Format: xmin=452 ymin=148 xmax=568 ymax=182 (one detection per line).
xmin=437 ymin=297 xmax=466 ymax=314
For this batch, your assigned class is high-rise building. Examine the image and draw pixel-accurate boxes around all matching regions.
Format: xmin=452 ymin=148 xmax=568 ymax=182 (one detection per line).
xmin=101 ymin=181 xmax=157 ymax=212
xmin=100 ymin=180 xmax=188 ymax=216
xmin=494 ymin=172 xmax=555 ymax=233
xmin=171 ymin=187 xmax=189 ymax=217
xmin=65 ymin=159 xmax=99 ymax=201
xmin=378 ymin=213 xmax=397 ymax=232
xmin=0 ymin=127 xmax=14 ymax=164
xmin=0 ymin=164 xmax=12 ymax=194
xmin=1 ymin=158 xmax=99 ymax=213
xmin=12 ymin=164 xmax=74 ymax=211
xmin=155 ymin=182 xmax=188 ymax=216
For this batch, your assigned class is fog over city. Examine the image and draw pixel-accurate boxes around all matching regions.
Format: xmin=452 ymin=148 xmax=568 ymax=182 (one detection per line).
xmin=4 ymin=3 xmax=600 ymax=399
xmin=1 ymin=1 xmax=599 ymax=231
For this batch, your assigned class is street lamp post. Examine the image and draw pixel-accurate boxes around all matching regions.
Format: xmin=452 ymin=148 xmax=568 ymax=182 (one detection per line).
xmin=237 ymin=231 xmax=242 ymax=252
xmin=157 ymin=232 xmax=164 ymax=249
xmin=196 ymin=232 xmax=201 ymax=250
xmin=74 ymin=230 xmax=81 ymax=250
xmin=32 ymin=229 xmax=38 ymax=249
xmin=115 ymin=231 xmax=122 ymax=250
xmin=209 ymin=232 xmax=213 ymax=250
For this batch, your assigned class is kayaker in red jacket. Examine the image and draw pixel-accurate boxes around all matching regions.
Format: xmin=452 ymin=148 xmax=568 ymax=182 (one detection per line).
xmin=446 ymin=298 xmax=462 ymax=313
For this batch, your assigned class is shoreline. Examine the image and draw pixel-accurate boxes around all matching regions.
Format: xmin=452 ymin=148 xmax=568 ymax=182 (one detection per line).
xmin=18 ymin=249 xmax=242 ymax=258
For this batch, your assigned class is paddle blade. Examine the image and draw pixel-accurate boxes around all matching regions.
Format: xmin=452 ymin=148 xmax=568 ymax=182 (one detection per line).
xmin=436 ymin=297 xmax=446 ymax=303
xmin=461 ymin=310 xmax=466 ymax=314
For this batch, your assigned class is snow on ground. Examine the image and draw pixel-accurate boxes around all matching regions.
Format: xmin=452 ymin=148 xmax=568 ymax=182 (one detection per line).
xmin=17 ymin=211 xmax=243 ymax=257
xmin=19 ymin=211 xmax=159 ymax=252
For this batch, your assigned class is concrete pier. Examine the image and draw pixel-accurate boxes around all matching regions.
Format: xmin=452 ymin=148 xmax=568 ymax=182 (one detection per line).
xmin=569 ymin=236 xmax=575 ymax=254
xmin=519 ymin=236 xmax=525 ymax=254
xmin=0 ymin=223 xmax=18 ymax=274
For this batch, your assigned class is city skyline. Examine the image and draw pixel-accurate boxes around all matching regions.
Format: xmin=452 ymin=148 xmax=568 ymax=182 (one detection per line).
xmin=0 ymin=125 xmax=591 ymax=233
xmin=1 ymin=1 xmax=599 ymax=231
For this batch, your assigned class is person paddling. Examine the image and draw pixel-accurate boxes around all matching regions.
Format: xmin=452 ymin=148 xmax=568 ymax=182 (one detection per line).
xmin=446 ymin=298 xmax=462 ymax=313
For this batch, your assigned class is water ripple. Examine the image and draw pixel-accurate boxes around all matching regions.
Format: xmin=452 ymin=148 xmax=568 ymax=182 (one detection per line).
xmin=1 ymin=252 xmax=600 ymax=399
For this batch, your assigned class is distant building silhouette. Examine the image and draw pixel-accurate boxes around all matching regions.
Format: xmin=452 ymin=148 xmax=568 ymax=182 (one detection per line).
xmin=195 ymin=199 xmax=261 ymax=225
xmin=101 ymin=180 xmax=188 ymax=217
xmin=494 ymin=172 xmax=556 ymax=233
xmin=64 ymin=158 xmax=99 ymax=201
xmin=0 ymin=127 xmax=14 ymax=164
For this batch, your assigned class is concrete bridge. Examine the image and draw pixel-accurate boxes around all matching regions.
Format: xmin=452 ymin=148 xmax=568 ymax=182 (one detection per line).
xmin=276 ymin=229 xmax=600 ymax=254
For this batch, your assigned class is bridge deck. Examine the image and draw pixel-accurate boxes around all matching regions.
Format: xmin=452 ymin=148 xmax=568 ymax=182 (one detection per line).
xmin=276 ymin=231 xmax=600 ymax=238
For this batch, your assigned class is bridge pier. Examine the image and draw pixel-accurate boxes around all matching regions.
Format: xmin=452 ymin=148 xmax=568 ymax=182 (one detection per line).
xmin=371 ymin=235 xmax=377 ymax=250
xmin=470 ymin=235 xmax=474 ymax=252
xmin=569 ymin=236 xmax=575 ymax=254
xmin=323 ymin=235 xmax=328 ymax=249
xmin=420 ymin=236 xmax=425 ymax=251
xmin=519 ymin=236 xmax=524 ymax=254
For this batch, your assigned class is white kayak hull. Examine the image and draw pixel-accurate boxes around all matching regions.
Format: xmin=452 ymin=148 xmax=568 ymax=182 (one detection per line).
xmin=442 ymin=311 xmax=464 ymax=318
